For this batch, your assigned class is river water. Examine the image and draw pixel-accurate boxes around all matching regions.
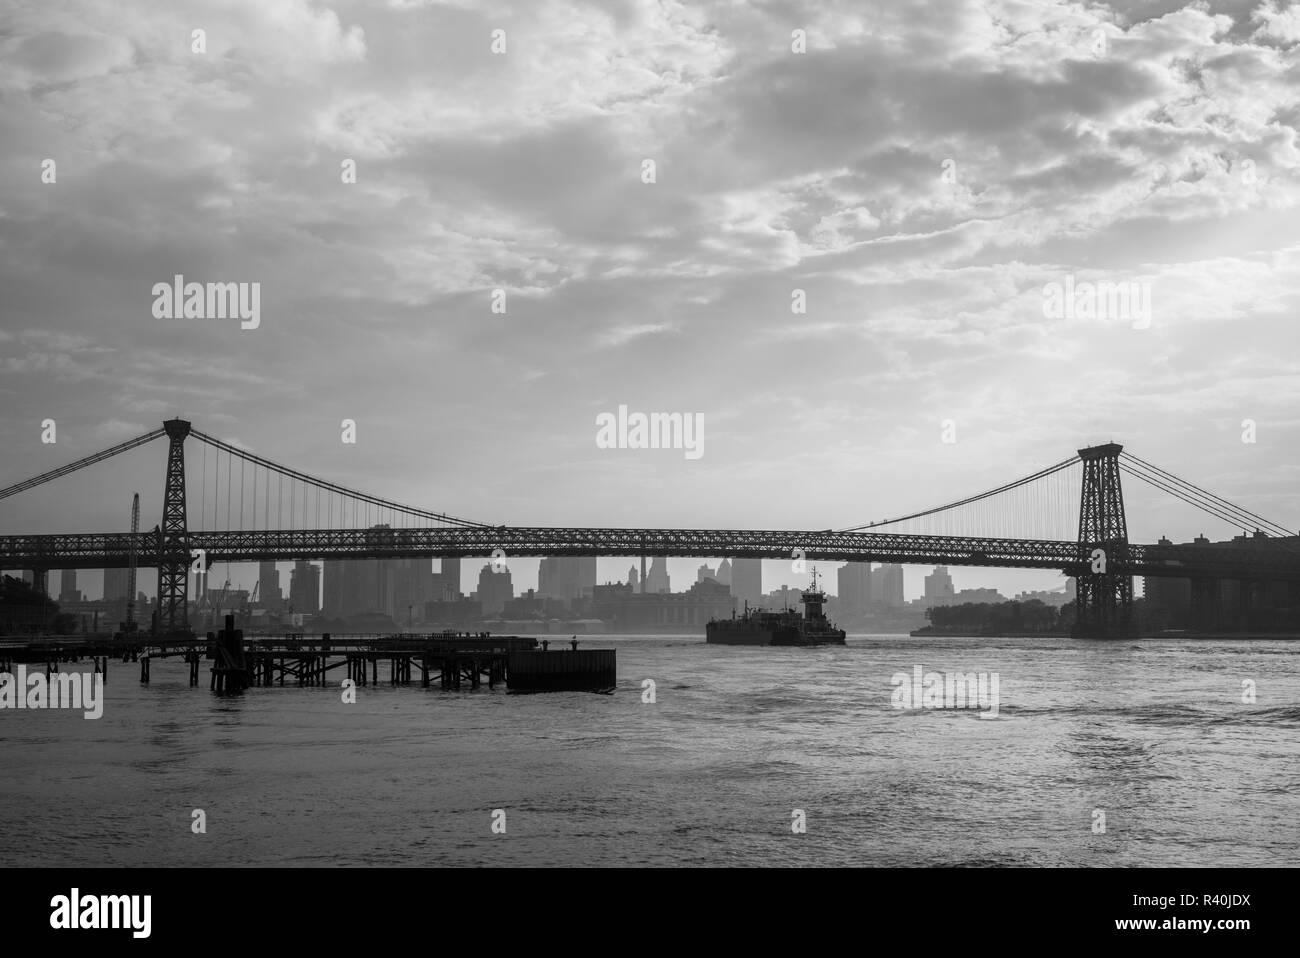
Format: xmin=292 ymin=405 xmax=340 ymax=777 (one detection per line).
xmin=2 ymin=634 xmax=1297 ymax=866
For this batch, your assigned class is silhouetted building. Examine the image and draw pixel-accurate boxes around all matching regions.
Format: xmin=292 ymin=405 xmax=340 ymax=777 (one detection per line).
xmin=103 ymin=567 xmax=129 ymax=601
xmin=1013 ymin=581 xmax=1076 ymax=607
xmin=873 ymin=564 xmax=905 ymax=608
xmin=422 ymin=597 xmax=482 ymax=626
xmin=289 ymin=560 xmax=320 ymax=615
xmin=537 ymin=556 xmax=596 ymax=605
xmin=59 ymin=568 xmax=82 ymax=604
xmin=592 ymin=578 xmax=734 ymax=631
xmin=440 ymin=557 xmax=463 ymax=597
xmin=645 ymin=557 xmax=670 ymax=594
xmin=476 ymin=564 xmax=514 ymax=615
xmin=922 ymin=566 xmax=956 ymax=608
xmin=321 ymin=528 xmax=440 ymax=619
xmin=953 ymin=587 xmax=1005 ymax=604
xmin=258 ymin=561 xmax=283 ymax=610
xmin=837 ymin=562 xmax=872 ymax=613
xmin=715 ymin=558 xmax=732 ymax=587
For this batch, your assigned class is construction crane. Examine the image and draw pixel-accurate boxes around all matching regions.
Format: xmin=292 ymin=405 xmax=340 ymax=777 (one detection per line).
xmin=124 ymin=492 xmax=140 ymax=632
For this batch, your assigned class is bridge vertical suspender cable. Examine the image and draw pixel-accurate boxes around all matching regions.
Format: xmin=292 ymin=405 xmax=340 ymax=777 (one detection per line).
xmin=187 ymin=428 xmax=491 ymax=529
xmin=837 ymin=455 xmax=1080 ymax=535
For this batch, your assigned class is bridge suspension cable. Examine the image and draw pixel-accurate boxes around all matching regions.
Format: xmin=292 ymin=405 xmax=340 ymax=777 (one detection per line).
xmin=188 ymin=428 xmax=490 ymax=530
xmin=0 ymin=428 xmax=165 ymax=502
xmin=1118 ymin=452 xmax=1296 ymax=538
xmin=838 ymin=455 xmax=1080 ymax=537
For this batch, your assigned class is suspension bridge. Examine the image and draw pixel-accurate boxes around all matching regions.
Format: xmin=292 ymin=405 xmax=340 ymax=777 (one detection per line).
xmin=2 ymin=419 xmax=1298 ymax=640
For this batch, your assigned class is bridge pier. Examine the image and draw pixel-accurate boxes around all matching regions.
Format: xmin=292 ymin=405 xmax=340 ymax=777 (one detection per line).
xmin=1190 ymin=578 xmax=1223 ymax=632
xmin=1073 ymin=443 xmax=1139 ymax=639
xmin=1238 ymin=578 xmax=1266 ymax=631
xmin=1073 ymin=571 xmax=1137 ymax=639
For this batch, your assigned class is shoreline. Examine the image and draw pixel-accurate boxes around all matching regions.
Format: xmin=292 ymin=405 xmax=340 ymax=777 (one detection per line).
xmin=910 ymin=627 xmax=1300 ymax=640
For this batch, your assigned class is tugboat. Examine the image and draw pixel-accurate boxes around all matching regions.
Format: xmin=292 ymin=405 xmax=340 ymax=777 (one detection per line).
xmin=706 ymin=568 xmax=847 ymax=646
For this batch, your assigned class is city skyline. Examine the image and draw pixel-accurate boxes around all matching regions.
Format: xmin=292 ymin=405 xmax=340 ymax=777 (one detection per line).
xmin=16 ymin=556 xmax=1076 ymax=608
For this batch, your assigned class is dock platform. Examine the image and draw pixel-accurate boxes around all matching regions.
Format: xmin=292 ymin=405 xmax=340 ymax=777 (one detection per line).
xmin=0 ymin=625 xmax=616 ymax=694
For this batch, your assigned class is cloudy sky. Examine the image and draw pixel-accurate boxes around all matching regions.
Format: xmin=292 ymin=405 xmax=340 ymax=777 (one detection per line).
xmin=1 ymin=0 xmax=1298 ymax=599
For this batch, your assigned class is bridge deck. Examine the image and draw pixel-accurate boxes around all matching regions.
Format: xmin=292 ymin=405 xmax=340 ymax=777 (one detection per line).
xmin=2 ymin=528 xmax=1298 ymax=578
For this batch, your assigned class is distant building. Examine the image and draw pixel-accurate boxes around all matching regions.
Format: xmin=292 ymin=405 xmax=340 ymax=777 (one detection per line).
xmin=537 ymin=557 xmax=596 ymax=606
xmin=422 ymin=597 xmax=481 ymax=626
xmin=644 ymin=557 xmax=670 ymax=594
xmin=922 ymin=566 xmax=956 ymax=608
xmin=440 ymin=557 xmax=462 ymax=597
xmin=289 ymin=560 xmax=321 ymax=615
xmin=696 ymin=563 xmax=717 ymax=583
xmin=627 ymin=565 xmax=640 ymax=589
xmin=592 ymin=578 xmax=734 ymax=631
xmin=320 ymin=528 xmax=438 ymax=619
xmin=258 ymin=561 xmax=283 ymax=610
xmin=427 ymin=570 xmax=460 ymax=603
xmin=715 ymin=558 xmax=732 ymax=587
xmin=59 ymin=568 xmax=82 ymax=604
xmin=476 ymin=564 xmax=514 ymax=615
xmin=731 ymin=558 xmax=761 ymax=607
xmin=837 ymin=562 xmax=872 ymax=614
xmin=761 ymin=585 xmax=805 ymax=611
xmin=1013 ymin=581 xmax=1076 ymax=607
xmin=103 ymin=567 xmax=130 ymax=601
xmin=874 ymin=564 xmax=905 ymax=608
xmin=952 ymin=587 xmax=1005 ymax=604
xmin=390 ymin=558 xmax=435 ymax=623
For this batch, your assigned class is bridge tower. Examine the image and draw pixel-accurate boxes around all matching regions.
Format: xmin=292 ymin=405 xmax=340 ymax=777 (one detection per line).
xmin=156 ymin=418 xmax=192 ymax=637
xmin=1073 ymin=442 xmax=1137 ymax=638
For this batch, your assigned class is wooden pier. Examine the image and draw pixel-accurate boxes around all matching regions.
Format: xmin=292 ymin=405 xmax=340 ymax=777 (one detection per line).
xmin=508 ymin=649 xmax=617 ymax=693
xmin=0 ymin=626 xmax=615 ymax=694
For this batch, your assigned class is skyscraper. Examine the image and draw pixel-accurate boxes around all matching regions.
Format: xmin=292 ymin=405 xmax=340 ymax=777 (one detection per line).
xmin=837 ymin=562 xmax=872 ymax=613
xmin=59 ymin=568 xmax=81 ymax=604
xmin=645 ymin=557 xmax=670 ymax=594
xmin=923 ymin=566 xmax=955 ymax=608
xmin=321 ymin=556 xmax=435 ymax=619
xmin=538 ymin=557 xmax=596 ymax=605
xmin=730 ymin=558 xmax=761 ymax=607
xmin=715 ymin=558 xmax=732 ymax=587
xmin=476 ymin=564 xmax=514 ymax=615
xmin=289 ymin=560 xmax=321 ymax=614
xmin=875 ymin=564 xmax=905 ymax=608
xmin=440 ymin=557 xmax=462 ymax=598
xmin=104 ymin=567 xmax=129 ymax=601
xmin=258 ymin=561 xmax=283 ymax=610
xmin=390 ymin=558 xmax=435 ymax=621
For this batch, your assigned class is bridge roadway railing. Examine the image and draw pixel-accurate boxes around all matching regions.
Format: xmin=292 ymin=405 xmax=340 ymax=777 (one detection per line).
xmin=1 ymin=528 xmax=1298 ymax=579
